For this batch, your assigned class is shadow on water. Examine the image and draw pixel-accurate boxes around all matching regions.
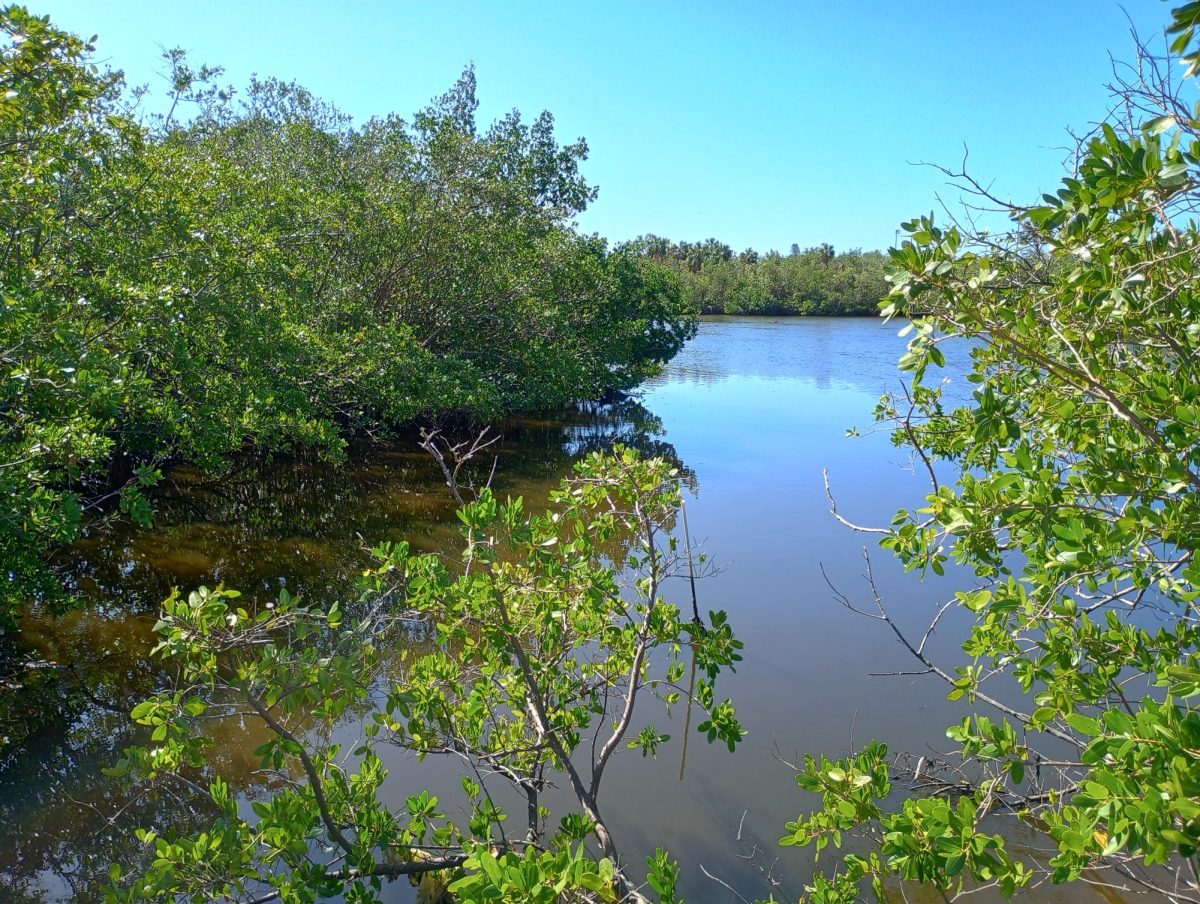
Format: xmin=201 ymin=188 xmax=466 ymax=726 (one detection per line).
xmin=0 ymin=395 xmax=683 ymax=902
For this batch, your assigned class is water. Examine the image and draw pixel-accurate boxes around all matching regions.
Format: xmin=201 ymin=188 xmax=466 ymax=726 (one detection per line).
xmin=0 ymin=316 xmax=1118 ymax=902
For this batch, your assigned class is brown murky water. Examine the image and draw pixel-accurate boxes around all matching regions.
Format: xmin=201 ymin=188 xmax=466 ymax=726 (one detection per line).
xmin=0 ymin=318 xmax=1144 ymax=903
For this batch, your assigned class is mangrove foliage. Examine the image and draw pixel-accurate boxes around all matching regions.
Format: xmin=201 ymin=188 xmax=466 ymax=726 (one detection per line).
xmin=0 ymin=7 xmax=692 ymax=625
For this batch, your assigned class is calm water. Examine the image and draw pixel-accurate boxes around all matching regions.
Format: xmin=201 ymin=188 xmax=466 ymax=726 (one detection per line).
xmin=0 ymin=317 xmax=1116 ymax=902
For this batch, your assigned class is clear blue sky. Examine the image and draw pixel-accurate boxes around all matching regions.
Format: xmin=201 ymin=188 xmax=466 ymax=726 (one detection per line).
xmin=43 ymin=0 xmax=1167 ymax=252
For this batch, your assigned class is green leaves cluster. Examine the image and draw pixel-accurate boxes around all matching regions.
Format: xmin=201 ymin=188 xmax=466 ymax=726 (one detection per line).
xmin=110 ymin=449 xmax=739 ymax=903
xmin=449 ymin=844 xmax=622 ymax=903
xmin=0 ymin=8 xmax=694 ymax=625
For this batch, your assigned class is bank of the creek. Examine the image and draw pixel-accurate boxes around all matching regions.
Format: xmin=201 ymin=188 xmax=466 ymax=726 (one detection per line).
xmin=0 ymin=317 xmax=1129 ymax=903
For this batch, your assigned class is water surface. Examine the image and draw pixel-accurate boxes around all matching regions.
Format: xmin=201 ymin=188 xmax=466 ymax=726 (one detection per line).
xmin=0 ymin=316 xmax=1117 ymax=902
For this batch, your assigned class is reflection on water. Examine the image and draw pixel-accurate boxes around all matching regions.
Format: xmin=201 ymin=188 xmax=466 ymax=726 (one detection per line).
xmin=658 ymin=315 xmax=903 ymax=392
xmin=0 ymin=396 xmax=683 ymax=902
xmin=0 ymin=317 xmax=1122 ymax=903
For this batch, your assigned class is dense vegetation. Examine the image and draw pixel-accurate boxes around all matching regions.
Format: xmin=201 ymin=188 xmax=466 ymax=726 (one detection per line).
xmin=5 ymin=3 xmax=1200 ymax=904
xmin=106 ymin=4 xmax=1200 ymax=900
xmin=0 ymin=8 xmax=692 ymax=625
xmin=624 ymin=236 xmax=889 ymax=316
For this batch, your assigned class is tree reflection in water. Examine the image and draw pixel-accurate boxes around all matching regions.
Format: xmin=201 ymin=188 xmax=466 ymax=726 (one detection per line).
xmin=0 ymin=394 xmax=687 ymax=901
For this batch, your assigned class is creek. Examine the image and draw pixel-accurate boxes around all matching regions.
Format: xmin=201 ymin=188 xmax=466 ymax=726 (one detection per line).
xmin=0 ymin=316 xmax=1116 ymax=902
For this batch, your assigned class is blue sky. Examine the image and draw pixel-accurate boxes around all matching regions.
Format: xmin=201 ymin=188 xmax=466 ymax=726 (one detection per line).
xmin=43 ymin=0 xmax=1167 ymax=252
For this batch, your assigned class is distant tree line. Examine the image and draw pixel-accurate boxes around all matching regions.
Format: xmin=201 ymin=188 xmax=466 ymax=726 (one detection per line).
xmin=624 ymin=235 xmax=890 ymax=316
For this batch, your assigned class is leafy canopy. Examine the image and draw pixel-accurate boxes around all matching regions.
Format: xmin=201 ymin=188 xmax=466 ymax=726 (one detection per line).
xmin=0 ymin=7 xmax=694 ymax=625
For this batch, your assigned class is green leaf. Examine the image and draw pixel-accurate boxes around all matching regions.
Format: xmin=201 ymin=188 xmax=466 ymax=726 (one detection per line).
xmin=1144 ymin=114 xmax=1176 ymax=135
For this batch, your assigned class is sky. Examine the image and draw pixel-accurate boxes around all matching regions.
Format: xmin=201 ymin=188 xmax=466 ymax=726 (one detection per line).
xmin=42 ymin=0 xmax=1170 ymax=253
